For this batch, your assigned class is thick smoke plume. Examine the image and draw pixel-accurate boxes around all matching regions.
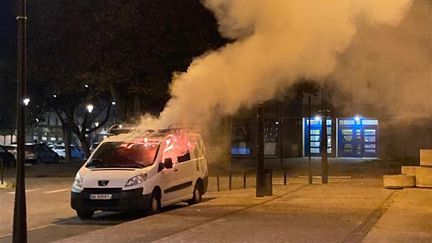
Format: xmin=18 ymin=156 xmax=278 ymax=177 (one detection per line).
xmin=333 ymin=0 xmax=431 ymax=118
xmin=139 ymin=0 xmax=416 ymax=130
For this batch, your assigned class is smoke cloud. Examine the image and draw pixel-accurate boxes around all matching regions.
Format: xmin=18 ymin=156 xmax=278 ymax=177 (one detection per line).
xmin=139 ymin=0 xmax=417 ymax=130
xmin=332 ymin=0 xmax=431 ymax=118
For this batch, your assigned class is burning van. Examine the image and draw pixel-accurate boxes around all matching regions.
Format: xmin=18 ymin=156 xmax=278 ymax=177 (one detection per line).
xmin=70 ymin=128 xmax=208 ymax=219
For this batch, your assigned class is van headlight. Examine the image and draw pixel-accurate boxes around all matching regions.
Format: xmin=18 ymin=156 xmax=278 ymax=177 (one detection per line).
xmin=73 ymin=172 xmax=83 ymax=189
xmin=125 ymin=174 xmax=147 ymax=187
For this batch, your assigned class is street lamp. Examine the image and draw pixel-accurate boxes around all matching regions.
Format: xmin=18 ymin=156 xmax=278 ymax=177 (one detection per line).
xmin=23 ymin=97 xmax=30 ymax=106
xmin=14 ymin=0 xmax=28 ymax=241
xmin=354 ymin=115 xmax=361 ymax=123
xmin=86 ymin=104 xmax=94 ymax=113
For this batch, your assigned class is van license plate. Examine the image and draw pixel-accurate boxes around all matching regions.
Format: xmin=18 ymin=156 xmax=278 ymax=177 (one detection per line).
xmin=90 ymin=194 xmax=112 ymax=200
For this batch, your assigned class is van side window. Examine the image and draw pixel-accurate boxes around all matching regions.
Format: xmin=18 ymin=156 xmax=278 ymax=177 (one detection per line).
xmin=177 ymin=152 xmax=191 ymax=163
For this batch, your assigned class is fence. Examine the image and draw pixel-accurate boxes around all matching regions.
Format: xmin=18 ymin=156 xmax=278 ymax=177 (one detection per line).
xmin=207 ymin=169 xmax=290 ymax=192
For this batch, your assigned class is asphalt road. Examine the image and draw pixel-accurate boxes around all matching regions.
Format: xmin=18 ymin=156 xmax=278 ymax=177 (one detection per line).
xmin=0 ymin=176 xmax=148 ymax=242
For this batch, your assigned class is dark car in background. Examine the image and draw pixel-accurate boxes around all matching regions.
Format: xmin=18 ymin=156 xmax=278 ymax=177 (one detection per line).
xmin=5 ymin=143 xmax=59 ymax=164
xmin=27 ymin=143 xmax=59 ymax=164
xmin=0 ymin=145 xmax=16 ymax=168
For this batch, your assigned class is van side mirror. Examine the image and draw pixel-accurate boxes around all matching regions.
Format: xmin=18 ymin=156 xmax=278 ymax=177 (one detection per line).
xmin=164 ymin=158 xmax=173 ymax=169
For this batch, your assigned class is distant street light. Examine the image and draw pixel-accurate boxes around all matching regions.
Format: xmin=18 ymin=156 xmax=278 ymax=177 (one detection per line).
xmin=23 ymin=97 xmax=30 ymax=106
xmin=354 ymin=115 xmax=361 ymax=123
xmin=86 ymin=104 xmax=94 ymax=113
xmin=52 ymin=94 xmax=57 ymax=98
xmin=94 ymin=122 xmax=99 ymax=127
xmin=111 ymin=101 xmax=116 ymax=105
xmin=84 ymin=84 xmax=89 ymax=88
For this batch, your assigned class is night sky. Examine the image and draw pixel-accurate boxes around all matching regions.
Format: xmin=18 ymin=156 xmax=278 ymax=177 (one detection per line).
xmin=0 ymin=0 xmax=16 ymax=58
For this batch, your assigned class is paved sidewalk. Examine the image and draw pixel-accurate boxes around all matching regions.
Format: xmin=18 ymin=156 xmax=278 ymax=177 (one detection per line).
xmin=363 ymin=188 xmax=432 ymax=243
xmin=54 ymin=179 xmax=431 ymax=243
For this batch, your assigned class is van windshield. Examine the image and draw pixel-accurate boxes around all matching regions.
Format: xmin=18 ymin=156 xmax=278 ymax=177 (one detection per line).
xmin=86 ymin=142 xmax=159 ymax=169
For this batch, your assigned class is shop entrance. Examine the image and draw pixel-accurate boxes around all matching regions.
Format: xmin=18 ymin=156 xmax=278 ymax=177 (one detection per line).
xmin=337 ymin=118 xmax=378 ymax=158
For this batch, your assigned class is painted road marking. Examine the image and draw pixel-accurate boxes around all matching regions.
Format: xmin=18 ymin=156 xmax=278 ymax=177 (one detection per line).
xmin=44 ymin=189 xmax=70 ymax=194
xmin=7 ymin=189 xmax=40 ymax=195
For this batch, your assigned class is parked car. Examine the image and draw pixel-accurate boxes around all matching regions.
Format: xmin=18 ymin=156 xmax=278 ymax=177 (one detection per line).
xmin=6 ymin=143 xmax=59 ymax=164
xmin=26 ymin=143 xmax=59 ymax=164
xmin=0 ymin=145 xmax=16 ymax=168
xmin=53 ymin=144 xmax=85 ymax=160
xmin=4 ymin=144 xmax=17 ymax=159
xmin=71 ymin=128 xmax=208 ymax=219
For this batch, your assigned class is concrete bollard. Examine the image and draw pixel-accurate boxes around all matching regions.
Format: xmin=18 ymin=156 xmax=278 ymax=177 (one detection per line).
xmin=383 ymin=175 xmax=416 ymax=189
xmin=415 ymin=167 xmax=432 ymax=188
xmin=420 ymin=149 xmax=432 ymax=166
xmin=401 ymin=166 xmax=417 ymax=176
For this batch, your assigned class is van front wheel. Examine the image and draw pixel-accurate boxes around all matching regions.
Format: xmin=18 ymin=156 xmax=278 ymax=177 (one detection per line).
xmin=148 ymin=191 xmax=161 ymax=214
xmin=188 ymin=184 xmax=202 ymax=204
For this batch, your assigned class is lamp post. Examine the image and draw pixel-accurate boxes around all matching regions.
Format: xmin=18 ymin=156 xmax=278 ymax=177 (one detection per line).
xmin=308 ymin=96 xmax=312 ymax=184
xmin=321 ymin=86 xmax=328 ymax=184
xmin=86 ymin=104 xmax=94 ymax=146
xmin=256 ymin=102 xmax=265 ymax=197
xmin=13 ymin=0 xmax=28 ymax=241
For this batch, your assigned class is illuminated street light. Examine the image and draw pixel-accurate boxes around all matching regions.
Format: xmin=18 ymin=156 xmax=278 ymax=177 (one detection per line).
xmin=355 ymin=115 xmax=361 ymax=123
xmin=23 ymin=98 xmax=30 ymax=106
xmin=94 ymin=122 xmax=99 ymax=127
xmin=35 ymin=118 xmax=39 ymax=123
xmin=84 ymin=84 xmax=89 ymax=88
xmin=52 ymin=94 xmax=57 ymax=98
xmin=111 ymin=101 xmax=116 ymax=105
xmin=86 ymin=104 xmax=94 ymax=113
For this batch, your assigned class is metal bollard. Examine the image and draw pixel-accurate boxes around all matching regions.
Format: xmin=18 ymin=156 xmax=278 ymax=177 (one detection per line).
xmin=229 ymin=172 xmax=232 ymax=190
xmin=1 ymin=157 xmax=4 ymax=185
xmin=284 ymin=170 xmax=288 ymax=185
xmin=243 ymin=172 xmax=247 ymax=188
xmin=217 ymin=174 xmax=220 ymax=192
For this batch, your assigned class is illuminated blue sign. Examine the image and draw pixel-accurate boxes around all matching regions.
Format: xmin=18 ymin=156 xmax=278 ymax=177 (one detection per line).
xmin=304 ymin=118 xmax=332 ymax=157
xmin=337 ymin=118 xmax=379 ymax=158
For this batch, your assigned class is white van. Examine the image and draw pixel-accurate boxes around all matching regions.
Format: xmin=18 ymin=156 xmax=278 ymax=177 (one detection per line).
xmin=71 ymin=129 xmax=208 ymax=219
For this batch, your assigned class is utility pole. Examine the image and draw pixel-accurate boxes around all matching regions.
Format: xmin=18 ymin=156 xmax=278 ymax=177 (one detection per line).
xmin=13 ymin=0 xmax=28 ymax=242
xmin=278 ymin=101 xmax=283 ymax=164
xmin=308 ymin=96 xmax=312 ymax=184
xmin=321 ymin=87 xmax=328 ymax=184
xmin=256 ymin=102 xmax=265 ymax=197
